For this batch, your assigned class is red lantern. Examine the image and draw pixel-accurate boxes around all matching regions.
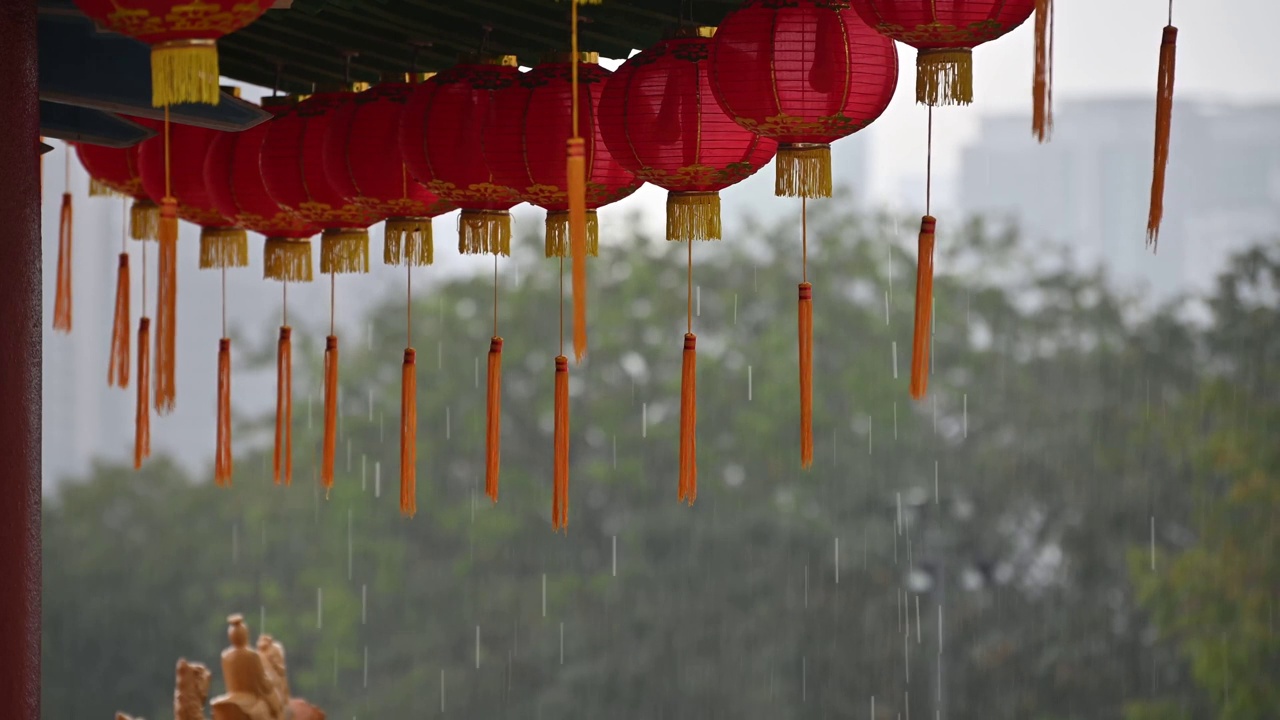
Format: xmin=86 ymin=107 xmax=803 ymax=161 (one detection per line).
xmin=399 ymin=57 xmax=524 ymax=256
xmin=72 ymin=0 xmax=274 ymax=107
xmin=709 ymin=0 xmax=898 ymax=198
xmin=599 ymin=28 xmax=777 ymax=506
xmin=204 ymin=98 xmax=318 ymax=283
xmin=261 ymin=90 xmax=381 ymax=276
xmin=848 ymin=0 xmax=1034 ymax=107
xmin=486 ymin=54 xmax=641 ymax=257
xmin=138 ymin=122 xmax=247 ymax=262
xmin=599 ymin=29 xmax=777 ymax=242
xmin=76 ymin=128 xmax=161 ymax=240
xmin=324 ymin=79 xmax=455 ymax=268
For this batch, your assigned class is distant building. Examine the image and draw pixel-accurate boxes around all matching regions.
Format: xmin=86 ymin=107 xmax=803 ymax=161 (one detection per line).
xmin=958 ymin=99 xmax=1280 ymax=301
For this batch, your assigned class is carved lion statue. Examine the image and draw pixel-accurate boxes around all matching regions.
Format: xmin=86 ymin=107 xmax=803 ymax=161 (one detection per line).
xmin=175 ymin=658 xmax=212 ymax=720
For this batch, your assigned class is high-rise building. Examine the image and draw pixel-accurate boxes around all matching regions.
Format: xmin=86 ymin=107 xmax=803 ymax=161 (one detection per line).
xmin=958 ymin=99 xmax=1280 ymax=301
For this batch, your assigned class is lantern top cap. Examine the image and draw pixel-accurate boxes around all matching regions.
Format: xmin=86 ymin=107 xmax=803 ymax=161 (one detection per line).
xmin=667 ymin=25 xmax=716 ymax=39
xmin=458 ymin=54 xmax=520 ymax=67
xmin=539 ymin=51 xmax=599 ymax=65
xmin=381 ymin=71 xmax=436 ymax=84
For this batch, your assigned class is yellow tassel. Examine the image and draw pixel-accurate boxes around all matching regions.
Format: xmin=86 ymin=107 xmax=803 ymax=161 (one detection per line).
xmin=134 ymin=317 xmax=151 ymax=469
xmin=776 ymin=144 xmax=832 ymax=199
xmin=567 ymin=138 xmax=589 ymax=364
xmin=916 ymin=49 xmax=973 ymax=107
xmin=552 ymin=356 xmax=570 ymax=531
xmin=910 ymin=216 xmax=936 ymax=400
xmin=458 ymin=210 xmax=512 ymax=256
xmin=799 ymin=283 xmax=813 ymax=469
xmin=320 ymin=229 xmax=370 ymax=275
xmin=545 ymin=211 xmax=599 ymax=258
xmin=1032 ymin=0 xmax=1055 ymax=142
xmin=199 ymin=227 xmax=249 ymax=269
xmin=385 ymin=218 xmax=434 ymax=266
xmin=1148 ymin=26 xmax=1178 ymax=249
xmin=486 ymin=337 xmax=503 ymax=503
xmin=151 ymin=40 xmax=221 ymax=108
xmin=274 ymin=326 xmax=293 ymax=486
xmin=155 ymin=198 xmax=179 ymax=415
xmin=264 ymin=238 xmax=314 ymax=283
xmin=678 ymin=333 xmax=697 ymax=505
xmin=401 ymin=348 xmax=417 ymax=517
xmin=215 ymin=338 xmax=232 ymax=487
xmin=54 ymin=192 xmax=73 ymax=333
xmin=130 ymin=199 xmax=160 ymax=241
xmin=109 ymin=253 xmax=131 ymax=389
xmin=322 ymin=335 xmax=338 ymax=495
xmin=666 ymin=192 xmax=721 ymax=242
xmin=89 ymin=178 xmax=122 ymax=198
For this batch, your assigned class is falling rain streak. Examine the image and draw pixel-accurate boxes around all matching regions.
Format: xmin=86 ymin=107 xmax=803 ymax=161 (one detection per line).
xmin=747 ymin=366 xmax=753 ymax=401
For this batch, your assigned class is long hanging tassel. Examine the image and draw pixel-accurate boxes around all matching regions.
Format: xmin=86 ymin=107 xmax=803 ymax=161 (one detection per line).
xmin=134 ymin=318 xmax=151 ymax=469
xmin=155 ymin=198 xmax=179 ymax=414
xmin=567 ymin=139 xmax=588 ymax=363
xmin=274 ymin=327 xmax=293 ymax=485
xmin=678 ymin=333 xmax=698 ymax=505
xmin=1148 ymin=24 xmax=1178 ymax=249
xmin=400 ymin=348 xmax=417 ymax=517
xmin=322 ymin=335 xmax=338 ymax=495
xmin=1032 ymin=0 xmax=1055 ymax=142
xmin=798 ymin=283 xmax=813 ymax=468
xmin=552 ymin=356 xmax=570 ymax=531
xmin=485 ymin=337 xmax=503 ymax=503
xmin=910 ymin=216 xmax=937 ymax=400
xmin=215 ymin=338 xmax=232 ymax=487
xmin=109 ymin=254 xmax=131 ymax=388
xmin=53 ymin=192 xmax=73 ymax=333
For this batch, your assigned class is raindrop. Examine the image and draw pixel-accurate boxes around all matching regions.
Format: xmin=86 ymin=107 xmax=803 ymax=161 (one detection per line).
xmin=1150 ymin=516 xmax=1156 ymax=570
xmin=362 ymin=584 xmax=367 ymax=624
xmin=904 ymin=632 xmax=909 ymax=682
xmin=835 ymin=537 xmax=840 ymax=584
xmin=612 ymin=536 xmax=617 ymax=577
xmin=934 ymin=461 xmax=939 ymax=504
xmin=363 ymin=646 xmax=368 ymax=689
xmin=333 ymin=648 xmax=338 ymax=686
xmin=475 ymin=626 xmax=481 ymax=669
xmin=367 ymin=387 xmax=373 ymax=422
xmin=916 ymin=596 xmax=921 ymax=644
xmin=232 ymin=522 xmax=238 ymax=565
xmin=733 ymin=293 xmax=738 ymax=324
xmin=963 ymin=394 xmax=968 ymax=438
xmin=440 ymin=670 xmax=445 ymax=713
xmin=868 ymin=416 xmax=873 ymax=455
xmin=316 ymin=588 xmax=323 ymax=629
xmin=896 ymin=493 xmax=903 ymax=535
xmin=612 ymin=435 xmax=617 ymax=469
xmin=361 ymin=455 xmax=367 ymax=491
xmin=747 ymin=366 xmax=753 ymax=401
xmin=346 ymin=438 xmax=352 ymax=473
xmin=696 ymin=285 xmax=701 ymax=316
xmin=380 ymin=413 xmax=384 ymax=443
xmin=938 ymin=605 xmax=943 ymax=655
xmin=894 ymin=402 xmax=898 ymax=439
xmin=446 ymin=406 xmax=451 ymax=440
xmin=642 ymin=403 xmax=647 ymax=438
xmin=375 ymin=461 xmax=381 ymax=499
xmin=475 ymin=357 xmax=479 ymax=388
xmin=892 ymin=341 xmax=899 ymax=379
xmin=542 ymin=573 xmax=547 ymax=618
xmin=260 ymin=606 xmax=265 ymax=636
xmin=347 ymin=508 xmax=353 ymax=581
xmin=802 ymin=656 xmax=807 ymax=702
xmin=308 ymin=393 xmax=313 ymax=429
xmin=437 ymin=340 xmax=442 ymax=371
xmin=884 ymin=291 xmax=890 ymax=325
xmin=560 ymin=622 xmax=565 ymax=665
xmin=804 ymin=565 xmax=809 ymax=609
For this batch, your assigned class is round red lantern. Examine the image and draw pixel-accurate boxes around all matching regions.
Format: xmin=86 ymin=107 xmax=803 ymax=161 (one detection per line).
xmin=486 ymin=53 xmax=641 ymax=257
xmin=324 ymin=78 xmax=455 ymax=268
xmin=848 ymin=0 xmax=1034 ymax=106
xmin=261 ymin=89 xmax=381 ymax=276
xmin=138 ymin=121 xmax=247 ymax=264
xmin=204 ymin=97 xmax=318 ymax=283
xmin=76 ymin=138 xmax=161 ymax=240
xmin=398 ymin=56 xmax=523 ymax=256
xmin=710 ymin=0 xmax=898 ymax=198
xmin=599 ymin=28 xmax=777 ymax=242
xmin=71 ymin=0 xmax=274 ymax=107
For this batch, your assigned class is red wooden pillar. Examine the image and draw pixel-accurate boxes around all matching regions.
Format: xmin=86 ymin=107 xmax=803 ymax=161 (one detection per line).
xmin=0 ymin=0 xmax=42 ymax=716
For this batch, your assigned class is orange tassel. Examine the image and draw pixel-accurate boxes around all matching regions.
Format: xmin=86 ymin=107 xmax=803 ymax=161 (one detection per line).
xmin=134 ymin=318 xmax=151 ymax=469
xmin=798 ymin=283 xmax=813 ymax=469
xmin=552 ymin=356 xmax=570 ymax=531
xmin=1032 ymin=0 xmax=1054 ymax=142
xmin=274 ymin=327 xmax=293 ymax=486
xmin=322 ymin=335 xmax=338 ymax=495
xmin=485 ymin=337 xmax=503 ymax=503
xmin=400 ymin=348 xmax=418 ymax=517
xmin=109 ymin=253 xmax=131 ymax=389
xmin=678 ymin=333 xmax=698 ymax=505
xmin=215 ymin=338 xmax=232 ymax=487
xmin=910 ymin=216 xmax=936 ymax=400
xmin=54 ymin=192 xmax=73 ymax=333
xmin=1148 ymin=25 xmax=1177 ymax=249
xmin=155 ymin=198 xmax=179 ymax=415
xmin=567 ymin=139 xmax=588 ymax=363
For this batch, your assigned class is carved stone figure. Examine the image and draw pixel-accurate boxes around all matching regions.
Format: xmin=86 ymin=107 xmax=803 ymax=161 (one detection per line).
xmin=210 ymin=615 xmax=285 ymax=720
xmin=256 ymin=635 xmax=290 ymax=703
xmin=175 ymin=658 xmax=212 ymax=720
